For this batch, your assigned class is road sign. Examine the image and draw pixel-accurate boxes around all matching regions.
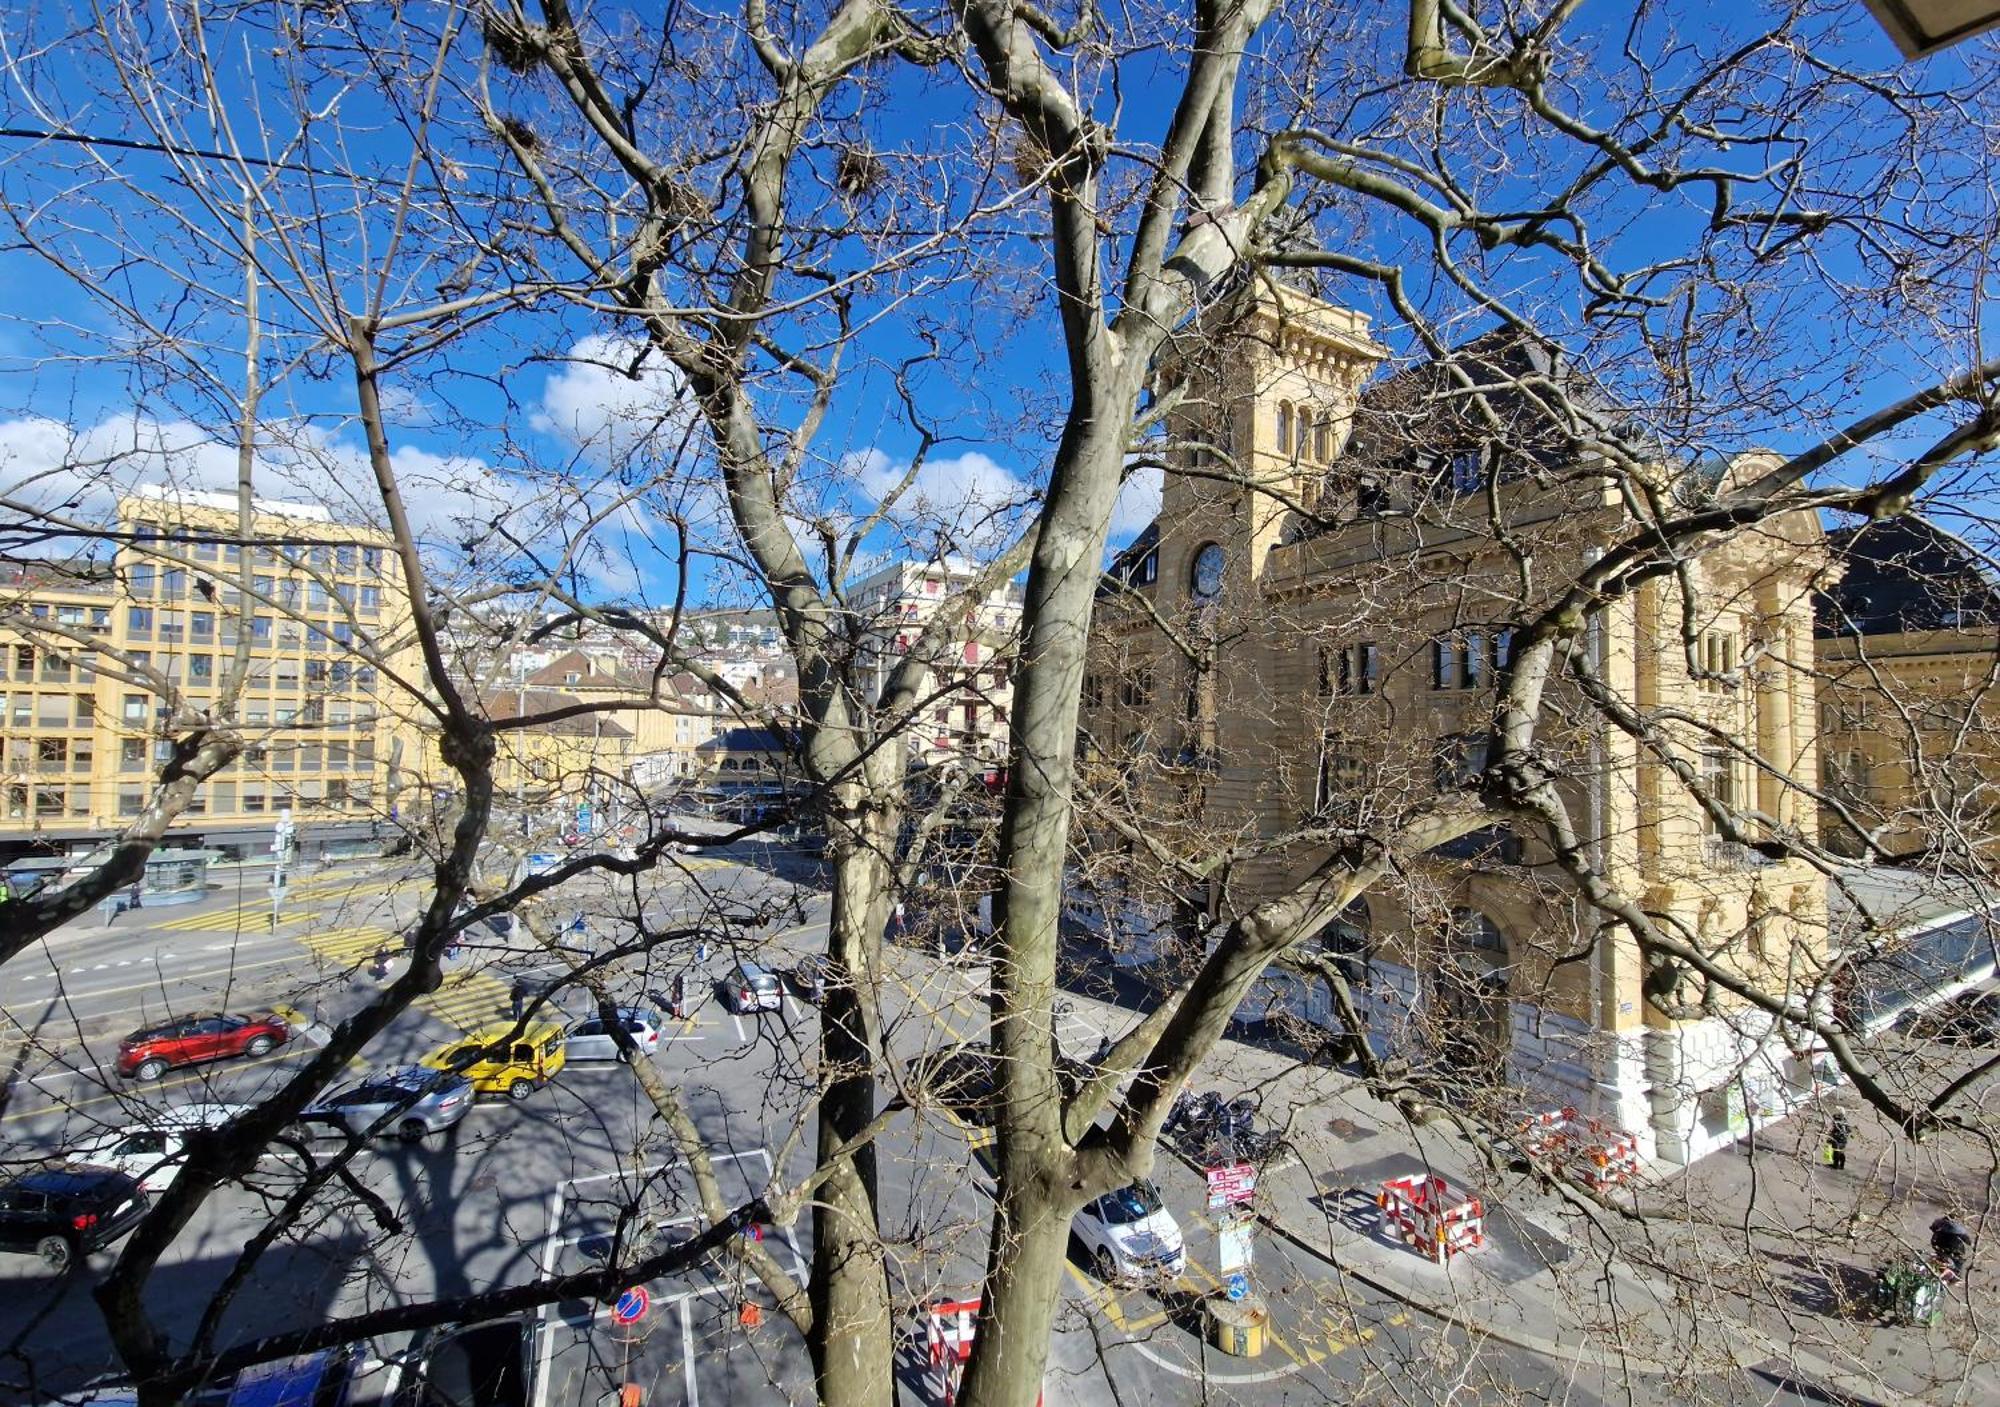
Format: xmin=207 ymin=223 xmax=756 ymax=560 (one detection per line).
xmin=612 ymin=1286 xmax=650 ymax=1325
xmin=1224 ymin=1273 xmax=1250 ymax=1302
xmin=1216 ymin=1211 xmax=1254 ymax=1274
xmin=1206 ymin=1162 xmax=1257 ymax=1210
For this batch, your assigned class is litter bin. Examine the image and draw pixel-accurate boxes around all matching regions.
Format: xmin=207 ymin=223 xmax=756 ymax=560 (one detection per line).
xmin=1206 ymin=1295 xmax=1268 ymax=1357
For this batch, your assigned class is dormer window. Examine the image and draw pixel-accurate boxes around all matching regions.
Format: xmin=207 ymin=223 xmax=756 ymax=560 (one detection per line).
xmin=1447 ymin=448 xmax=1485 ymax=495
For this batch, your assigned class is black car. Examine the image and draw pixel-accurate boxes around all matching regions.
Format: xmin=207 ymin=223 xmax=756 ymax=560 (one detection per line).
xmin=0 ymin=1166 xmax=149 ymax=1273
xmin=1902 ymin=991 xmax=2000 ymax=1046
xmin=395 ymin=1316 xmax=542 ymax=1407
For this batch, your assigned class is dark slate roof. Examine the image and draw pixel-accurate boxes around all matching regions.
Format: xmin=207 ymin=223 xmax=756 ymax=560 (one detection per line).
xmin=1098 ymin=521 xmax=1160 ymax=597
xmin=1815 ymin=516 xmax=2000 ymax=637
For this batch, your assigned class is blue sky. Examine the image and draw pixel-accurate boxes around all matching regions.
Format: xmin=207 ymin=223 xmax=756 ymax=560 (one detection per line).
xmin=0 ymin=0 xmax=1991 ymax=607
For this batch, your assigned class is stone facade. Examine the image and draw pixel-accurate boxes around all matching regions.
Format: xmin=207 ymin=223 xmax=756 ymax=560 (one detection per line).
xmin=1083 ymin=287 xmax=1831 ymax=1164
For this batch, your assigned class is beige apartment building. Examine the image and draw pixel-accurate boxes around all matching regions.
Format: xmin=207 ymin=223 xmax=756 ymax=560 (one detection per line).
xmin=850 ymin=557 xmax=1022 ymax=780
xmin=1815 ymin=515 xmax=2000 ymax=868
xmin=1084 ymin=287 xmax=1830 ymax=1163
xmin=0 ymin=488 xmax=412 ymax=862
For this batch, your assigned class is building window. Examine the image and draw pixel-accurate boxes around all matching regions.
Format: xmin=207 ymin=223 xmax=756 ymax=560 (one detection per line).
xmin=1435 ymin=733 xmax=1490 ymax=790
xmin=127 ymin=607 xmax=153 ymax=638
xmin=1315 ymin=744 xmax=1368 ymax=813
xmin=1083 ymin=674 xmax=1105 ymax=709
xmin=336 ymin=544 xmax=357 ymax=571
xmin=1118 ymin=667 xmax=1155 ymax=709
xmin=161 ymin=569 xmax=186 ymax=598
xmin=1321 ymin=642 xmax=1381 ymax=698
xmin=251 ymin=616 xmax=273 ymax=644
xmin=1702 ymin=630 xmax=1737 ymax=678
xmin=1314 ymin=417 xmax=1332 ymax=463
xmin=122 ymin=694 xmax=148 ymax=723
xmin=188 ymin=655 xmax=214 ymax=683
xmin=359 ymin=585 xmax=381 ymax=614
xmin=1277 ymin=403 xmax=1292 ymax=451
xmin=191 ymin=611 xmax=214 ymax=641
xmin=118 ymin=784 xmax=145 ymax=817
xmin=1700 ymin=747 xmax=1737 ymax=829
xmin=1446 ymin=448 xmax=1485 ymax=495
xmin=128 ymin=564 xmax=156 ymax=598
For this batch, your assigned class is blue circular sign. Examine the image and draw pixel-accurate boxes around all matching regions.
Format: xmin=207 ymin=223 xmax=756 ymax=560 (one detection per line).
xmin=1224 ymin=1273 xmax=1250 ymax=1302
xmin=612 ymin=1286 xmax=650 ymax=1324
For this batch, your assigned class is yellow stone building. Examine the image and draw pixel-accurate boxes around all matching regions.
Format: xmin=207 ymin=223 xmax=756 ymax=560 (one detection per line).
xmin=1814 ymin=516 xmax=2000 ymax=868
xmin=0 ymin=488 xmax=415 ymax=861
xmin=1084 ymin=289 xmax=1830 ymax=1163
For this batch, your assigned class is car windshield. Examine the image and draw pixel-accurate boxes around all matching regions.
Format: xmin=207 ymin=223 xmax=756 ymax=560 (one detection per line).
xmin=1100 ymin=1182 xmax=1164 ymax=1225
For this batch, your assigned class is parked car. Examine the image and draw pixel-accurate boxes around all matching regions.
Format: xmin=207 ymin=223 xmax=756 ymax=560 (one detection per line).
xmin=723 ymin=961 xmax=784 ymax=1014
xmin=394 ymin=1316 xmax=542 ymax=1407
xmin=789 ymin=955 xmax=829 ymax=1003
xmin=1072 ymin=1179 xmax=1186 ymax=1284
xmin=908 ymin=1043 xmax=999 ymax=1126
xmin=563 ymin=1009 xmax=663 ymax=1063
xmin=419 ymin=1022 xmax=567 ymax=1100
xmin=1901 ymin=991 xmax=2000 ymax=1046
xmin=299 ymin=1067 xmax=473 ymax=1143
xmin=73 ymin=1345 xmax=361 ymax=1406
xmin=64 ymin=1102 xmax=250 ymax=1193
xmin=116 ymin=1012 xmax=290 ymax=1082
xmin=0 ymin=1166 xmax=149 ymax=1273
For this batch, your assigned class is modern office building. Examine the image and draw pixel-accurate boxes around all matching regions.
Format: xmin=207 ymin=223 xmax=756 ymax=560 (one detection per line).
xmin=0 ymin=487 xmax=413 ymax=863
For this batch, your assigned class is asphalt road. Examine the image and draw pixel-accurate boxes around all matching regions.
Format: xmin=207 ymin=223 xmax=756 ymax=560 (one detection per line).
xmin=0 ymin=848 xmax=1871 ymax=1407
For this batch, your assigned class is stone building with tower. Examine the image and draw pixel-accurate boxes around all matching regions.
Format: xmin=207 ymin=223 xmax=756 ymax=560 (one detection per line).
xmin=1083 ymin=286 xmax=1830 ymax=1164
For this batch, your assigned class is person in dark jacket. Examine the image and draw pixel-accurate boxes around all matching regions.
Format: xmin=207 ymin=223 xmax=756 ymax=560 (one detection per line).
xmin=509 ymin=979 xmax=528 ymax=1021
xmin=1932 ymin=1217 xmax=1973 ymax=1278
xmin=1826 ymin=1111 xmax=1851 ymax=1171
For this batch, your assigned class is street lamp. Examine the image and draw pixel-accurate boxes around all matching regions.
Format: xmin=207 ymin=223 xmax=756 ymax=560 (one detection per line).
xmin=1859 ymin=0 xmax=2000 ymax=56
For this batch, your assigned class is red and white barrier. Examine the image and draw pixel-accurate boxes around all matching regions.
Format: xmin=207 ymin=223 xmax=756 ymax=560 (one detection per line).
xmin=1517 ymin=1107 xmax=1643 ymax=1190
xmin=1377 ymin=1173 xmax=1486 ymax=1264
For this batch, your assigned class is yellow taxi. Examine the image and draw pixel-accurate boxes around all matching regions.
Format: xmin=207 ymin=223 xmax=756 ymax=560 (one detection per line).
xmin=419 ymin=1021 xmax=567 ymax=1101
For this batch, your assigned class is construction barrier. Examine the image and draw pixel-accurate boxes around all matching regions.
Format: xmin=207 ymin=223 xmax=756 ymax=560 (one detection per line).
xmin=925 ymin=1300 xmax=1041 ymax=1406
xmin=1378 ymin=1172 xmax=1485 ymax=1264
xmin=1517 ymin=1107 xmax=1643 ymax=1190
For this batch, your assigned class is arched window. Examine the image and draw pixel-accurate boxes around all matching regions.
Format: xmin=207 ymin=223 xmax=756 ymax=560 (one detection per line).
xmin=1276 ymin=403 xmax=1292 ymax=452
xmin=1450 ymin=907 xmax=1507 ymax=956
xmin=1296 ymin=413 xmax=1313 ymax=458
xmin=1317 ymin=898 xmax=1373 ymax=984
xmin=1314 ymin=417 xmax=1332 ymax=463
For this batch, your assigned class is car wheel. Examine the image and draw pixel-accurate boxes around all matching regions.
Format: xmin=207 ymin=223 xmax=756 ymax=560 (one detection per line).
xmin=133 ymin=1058 xmax=169 ymax=1082
xmin=245 ymin=1035 xmax=276 ymax=1057
xmin=509 ymin=1078 xmax=534 ymax=1102
xmin=1093 ymin=1247 xmax=1120 ymax=1285
xmin=36 ymin=1236 xmax=74 ymax=1274
xmin=398 ymin=1120 xmax=428 ymax=1144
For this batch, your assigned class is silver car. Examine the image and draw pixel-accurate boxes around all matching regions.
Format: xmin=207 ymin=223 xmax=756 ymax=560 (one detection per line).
xmin=300 ymin=1066 xmax=472 ymax=1143
xmin=564 ymin=1009 xmax=663 ymax=1063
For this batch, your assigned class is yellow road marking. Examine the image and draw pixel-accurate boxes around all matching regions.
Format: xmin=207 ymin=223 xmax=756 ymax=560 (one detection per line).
xmin=152 ymin=906 xmax=327 ymax=933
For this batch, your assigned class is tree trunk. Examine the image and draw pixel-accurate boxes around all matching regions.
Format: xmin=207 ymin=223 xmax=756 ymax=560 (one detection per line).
xmin=807 ymin=797 xmax=895 ymax=1405
xmin=962 ymin=394 xmax=1141 ymax=1407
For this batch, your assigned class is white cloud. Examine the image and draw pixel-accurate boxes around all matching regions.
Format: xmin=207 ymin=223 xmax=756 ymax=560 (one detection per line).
xmin=1109 ymin=462 xmax=1162 ymax=545
xmin=847 ymin=447 xmax=1036 ymax=555
xmin=532 ymin=334 xmax=695 ymax=465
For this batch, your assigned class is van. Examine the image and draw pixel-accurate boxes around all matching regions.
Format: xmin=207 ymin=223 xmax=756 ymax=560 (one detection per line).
xmin=725 ymin=961 xmax=784 ymax=1014
xmin=420 ymin=1022 xmax=566 ymax=1102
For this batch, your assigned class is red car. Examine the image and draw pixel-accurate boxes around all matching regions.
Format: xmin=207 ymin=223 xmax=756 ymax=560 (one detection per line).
xmin=116 ymin=1012 xmax=290 ymax=1082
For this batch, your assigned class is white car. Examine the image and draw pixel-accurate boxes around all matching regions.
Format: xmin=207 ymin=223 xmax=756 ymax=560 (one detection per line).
xmin=65 ymin=1103 xmax=250 ymax=1193
xmin=1073 ymin=1179 xmax=1186 ymax=1282
xmin=564 ymin=1009 xmax=664 ymax=1062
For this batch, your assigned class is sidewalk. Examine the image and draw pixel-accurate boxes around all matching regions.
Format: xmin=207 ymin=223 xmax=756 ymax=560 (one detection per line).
xmin=1056 ymin=983 xmax=1946 ymax=1403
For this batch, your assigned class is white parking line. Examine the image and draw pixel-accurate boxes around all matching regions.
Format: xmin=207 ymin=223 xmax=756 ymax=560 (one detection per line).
xmin=730 ymin=1012 xmax=745 ymax=1043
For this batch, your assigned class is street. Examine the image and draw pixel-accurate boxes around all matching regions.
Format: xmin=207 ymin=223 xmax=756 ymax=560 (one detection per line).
xmin=0 ymin=850 xmax=1887 ymax=1406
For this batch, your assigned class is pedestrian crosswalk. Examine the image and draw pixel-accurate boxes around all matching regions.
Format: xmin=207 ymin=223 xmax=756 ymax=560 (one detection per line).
xmin=418 ymin=971 xmax=510 ymax=1032
xmin=289 ymin=874 xmax=405 ymax=904
xmin=296 ymin=924 xmax=399 ymax=969
xmin=152 ymin=904 xmax=321 ymax=933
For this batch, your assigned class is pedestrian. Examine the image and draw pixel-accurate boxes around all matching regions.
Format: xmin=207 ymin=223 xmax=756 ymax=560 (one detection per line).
xmin=1931 ymin=1217 xmax=1973 ymax=1279
xmin=368 ymin=947 xmax=392 ymax=981
xmin=670 ymin=972 xmax=687 ymax=1020
xmin=128 ymin=880 xmax=144 ymax=911
xmin=509 ymin=979 xmax=528 ymax=1021
xmin=1825 ymin=1111 xmax=1850 ymax=1171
